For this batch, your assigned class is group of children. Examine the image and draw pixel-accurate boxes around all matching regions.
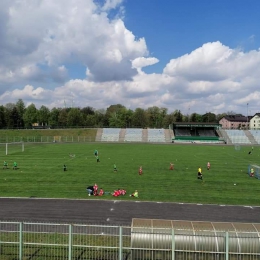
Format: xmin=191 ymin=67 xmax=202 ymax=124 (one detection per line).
xmin=86 ymin=183 xmax=104 ymax=196
xmin=3 ymin=161 xmax=18 ymax=170
xmin=87 ymin=150 xmax=178 ymax=199
xmin=86 ymin=184 xmax=139 ymax=198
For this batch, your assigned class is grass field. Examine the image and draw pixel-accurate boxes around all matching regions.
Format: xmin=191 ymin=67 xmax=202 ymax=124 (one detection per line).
xmin=0 ymin=142 xmax=260 ymax=206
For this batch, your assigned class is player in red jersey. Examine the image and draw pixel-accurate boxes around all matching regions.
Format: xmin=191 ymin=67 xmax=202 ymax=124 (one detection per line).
xmin=169 ymin=162 xmax=174 ymax=170
xmin=139 ymin=166 xmax=143 ymax=175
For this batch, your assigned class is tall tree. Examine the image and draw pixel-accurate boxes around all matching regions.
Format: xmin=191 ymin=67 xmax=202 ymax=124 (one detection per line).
xmin=190 ymin=113 xmax=203 ymax=122
xmin=16 ymin=99 xmax=26 ymax=127
xmin=37 ymin=105 xmax=50 ymax=126
xmin=92 ymin=109 xmax=106 ymax=127
xmin=11 ymin=107 xmax=20 ymax=128
xmin=162 ymin=113 xmax=176 ymax=128
xmin=49 ymin=108 xmax=61 ymax=128
xmin=4 ymin=103 xmax=16 ymax=128
xmin=105 ymin=104 xmax=126 ymax=127
xmin=23 ymin=104 xmax=38 ymax=128
xmin=147 ymin=106 xmax=168 ymax=128
xmin=67 ymin=108 xmax=83 ymax=126
xmin=81 ymin=106 xmax=95 ymax=126
xmin=0 ymin=105 xmax=6 ymax=128
xmin=174 ymin=110 xmax=183 ymax=122
xmin=132 ymin=108 xmax=148 ymax=128
xmin=58 ymin=109 xmax=68 ymax=127
xmin=202 ymin=112 xmax=216 ymax=123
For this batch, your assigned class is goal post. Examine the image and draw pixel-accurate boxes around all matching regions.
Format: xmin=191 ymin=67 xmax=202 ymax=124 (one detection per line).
xmin=248 ymin=164 xmax=260 ymax=180
xmin=5 ymin=142 xmax=24 ymax=155
xmin=234 ymin=144 xmax=241 ymax=151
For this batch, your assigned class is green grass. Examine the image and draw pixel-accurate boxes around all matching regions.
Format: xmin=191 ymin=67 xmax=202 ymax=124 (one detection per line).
xmin=0 ymin=143 xmax=260 ymax=206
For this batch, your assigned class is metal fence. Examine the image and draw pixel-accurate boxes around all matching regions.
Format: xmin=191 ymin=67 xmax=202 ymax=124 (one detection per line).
xmin=1 ymin=221 xmax=260 ymax=260
xmin=0 ymin=136 xmax=95 ymax=143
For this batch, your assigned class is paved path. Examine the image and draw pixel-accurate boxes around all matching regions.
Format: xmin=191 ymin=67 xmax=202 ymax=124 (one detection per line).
xmin=0 ymin=198 xmax=259 ymax=225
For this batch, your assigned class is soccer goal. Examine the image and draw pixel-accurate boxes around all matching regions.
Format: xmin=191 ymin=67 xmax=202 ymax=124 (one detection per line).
xmin=0 ymin=142 xmax=25 ymax=155
xmin=248 ymin=164 xmax=260 ymax=180
xmin=234 ymin=144 xmax=241 ymax=151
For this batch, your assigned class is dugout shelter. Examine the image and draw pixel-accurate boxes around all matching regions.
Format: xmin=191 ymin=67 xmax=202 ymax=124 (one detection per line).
xmin=131 ymin=218 xmax=260 ymax=260
xmin=172 ymin=122 xmax=222 ymax=143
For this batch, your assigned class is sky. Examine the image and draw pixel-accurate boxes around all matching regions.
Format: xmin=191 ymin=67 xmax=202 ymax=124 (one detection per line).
xmin=0 ymin=0 xmax=260 ymax=115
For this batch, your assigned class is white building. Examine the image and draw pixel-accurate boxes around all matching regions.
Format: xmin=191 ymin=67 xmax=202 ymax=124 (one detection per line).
xmin=249 ymin=113 xmax=260 ymax=130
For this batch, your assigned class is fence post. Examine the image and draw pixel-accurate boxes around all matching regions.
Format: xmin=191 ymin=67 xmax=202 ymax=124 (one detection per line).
xmin=172 ymin=229 xmax=175 ymax=260
xmin=19 ymin=222 xmax=23 ymax=260
xmin=68 ymin=224 xmax=72 ymax=260
xmin=225 ymin=232 xmax=229 ymax=260
xmin=119 ymin=226 xmax=122 ymax=260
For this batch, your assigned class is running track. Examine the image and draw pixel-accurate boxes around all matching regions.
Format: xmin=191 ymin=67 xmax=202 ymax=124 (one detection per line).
xmin=0 ymin=198 xmax=259 ymax=225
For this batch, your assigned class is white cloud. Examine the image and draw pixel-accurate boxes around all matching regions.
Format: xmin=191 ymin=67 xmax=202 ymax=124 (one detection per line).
xmin=0 ymin=1 xmax=260 ymax=115
xmin=0 ymin=0 xmax=147 ymax=87
xmin=102 ymin=0 xmax=123 ymax=11
xmin=132 ymin=57 xmax=159 ymax=69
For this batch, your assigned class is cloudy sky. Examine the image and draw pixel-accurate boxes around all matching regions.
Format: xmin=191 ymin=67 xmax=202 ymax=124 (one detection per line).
xmin=0 ymin=0 xmax=260 ymax=115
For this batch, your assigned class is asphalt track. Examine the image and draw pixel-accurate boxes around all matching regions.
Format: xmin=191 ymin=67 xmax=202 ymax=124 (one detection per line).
xmin=0 ymin=198 xmax=260 ymax=225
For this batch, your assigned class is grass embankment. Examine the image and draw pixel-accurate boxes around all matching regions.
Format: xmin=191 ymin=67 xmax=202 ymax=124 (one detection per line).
xmin=0 ymin=143 xmax=259 ymax=206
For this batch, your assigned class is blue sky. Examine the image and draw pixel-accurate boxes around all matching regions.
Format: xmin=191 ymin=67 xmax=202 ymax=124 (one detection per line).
xmin=124 ymin=0 xmax=260 ymax=73
xmin=0 ymin=0 xmax=260 ymax=115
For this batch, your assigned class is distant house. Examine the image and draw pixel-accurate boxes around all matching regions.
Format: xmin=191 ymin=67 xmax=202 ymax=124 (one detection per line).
xmin=219 ymin=114 xmax=251 ymax=129
xmin=249 ymin=113 xmax=260 ymax=130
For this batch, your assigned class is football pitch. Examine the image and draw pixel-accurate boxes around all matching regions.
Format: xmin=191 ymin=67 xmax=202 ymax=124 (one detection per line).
xmin=0 ymin=142 xmax=259 ymax=206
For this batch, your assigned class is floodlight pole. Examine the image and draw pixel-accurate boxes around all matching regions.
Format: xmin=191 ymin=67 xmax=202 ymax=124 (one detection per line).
xmin=247 ymin=103 xmax=249 ymax=129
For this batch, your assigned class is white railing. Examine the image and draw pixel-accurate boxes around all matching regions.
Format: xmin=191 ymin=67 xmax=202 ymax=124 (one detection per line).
xmin=0 ymin=221 xmax=260 ymax=260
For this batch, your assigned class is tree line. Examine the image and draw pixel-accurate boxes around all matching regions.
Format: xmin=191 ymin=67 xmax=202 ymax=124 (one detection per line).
xmin=0 ymin=99 xmax=228 ymax=129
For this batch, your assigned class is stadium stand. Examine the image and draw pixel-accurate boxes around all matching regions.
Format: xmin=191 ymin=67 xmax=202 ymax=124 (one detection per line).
xmin=249 ymin=130 xmax=260 ymax=144
xmin=101 ymin=128 xmax=121 ymax=142
xmin=124 ymin=128 xmax=142 ymax=142
xmin=198 ymin=129 xmax=216 ymax=136
xmin=225 ymin=130 xmax=251 ymax=144
xmin=147 ymin=129 xmax=166 ymax=142
xmin=174 ymin=129 xmax=191 ymax=136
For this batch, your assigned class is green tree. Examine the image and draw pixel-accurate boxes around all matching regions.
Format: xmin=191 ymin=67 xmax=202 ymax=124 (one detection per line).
xmin=162 ymin=113 xmax=176 ymax=128
xmin=132 ymin=108 xmax=148 ymax=128
xmin=202 ymin=112 xmax=216 ymax=123
xmin=11 ymin=107 xmax=20 ymax=128
xmin=16 ymin=99 xmax=26 ymax=128
xmin=147 ymin=106 xmax=167 ymax=128
xmin=174 ymin=110 xmax=183 ymax=122
xmin=0 ymin=105 xmax=6 ymax=128
xmin=105 ymin=104 xmax=126 ymax=127
xmin=37 ymin=105 xmax=50 ymax=126
xmin=4 ymin=103 xmax=16 ymax=128
xmin=23 ymin=104 xmax=38 ymax=128
xmin=93 ymin=109 xmax=106 ymax=127
xmin=81 ymin=106 xmax=95 ymax=126
xmin=67 ymin=108 xmax=83 ymax=127
xmin=190 ymin=113 xmax=203 ymax=122
xmin=49 ymin=108 xmax=61 ymax=128
xmin=58 ymin=109 xmax=68 ymax=127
